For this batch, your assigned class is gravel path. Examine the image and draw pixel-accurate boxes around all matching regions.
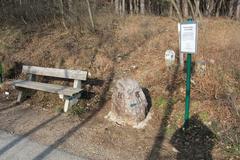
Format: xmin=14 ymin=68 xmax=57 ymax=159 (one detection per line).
xmin=0 ymin=130 xmax=86 ymax=160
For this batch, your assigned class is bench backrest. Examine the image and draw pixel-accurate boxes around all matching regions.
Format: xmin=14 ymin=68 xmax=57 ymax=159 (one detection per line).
xmin=22 ymin=65 xmax=88 ymax=81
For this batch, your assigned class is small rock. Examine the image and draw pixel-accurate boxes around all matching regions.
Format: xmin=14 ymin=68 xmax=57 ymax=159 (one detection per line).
xmin=26 ymin=103 xmax=31 ymax=107
xmin=191 ymin=79 xmax=196 ymax=85
xmin=172 ymin=147 xmax=179 ymax=153
xmin=207 ymin=121 xmax=212 ymax=126
xmin=195 ymin=60 xmax=207 ymax=76
xmin=209 ymin=59 xmax=215 ymax=64
xmin=4 ymin=91 xmax=9 ymax=95
xmin=165 ymin=49 xmax=175 ymax=67
xmin=116 ymin=57 xmax=122 ymax=63
xmin=180 ymin=87 xmax=185 ymax=93
xmin=130 ymin=65 xmax=138 ymax=70
xmin=85 ymin=84 xmax=92 ymax=91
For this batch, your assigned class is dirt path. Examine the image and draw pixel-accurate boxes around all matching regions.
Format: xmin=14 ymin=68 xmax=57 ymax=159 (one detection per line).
xmin=0 ymin=88 xmax=229 ymax=160
xmin=0 ymin=130 xmax=85 ymax=160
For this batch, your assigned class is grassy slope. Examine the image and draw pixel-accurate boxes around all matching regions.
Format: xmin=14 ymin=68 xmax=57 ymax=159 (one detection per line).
xmin=0 ymin=15 xmax=240 ymax=158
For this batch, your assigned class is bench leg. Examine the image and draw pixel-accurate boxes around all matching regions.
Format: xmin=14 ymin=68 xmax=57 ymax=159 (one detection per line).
xmin=17 ymin=91 xmax=24 ymax=102
xmin=16 ymin=88 xmax=34 ymax=103
xmin=64 ymin=97 xmax=79 ymax=112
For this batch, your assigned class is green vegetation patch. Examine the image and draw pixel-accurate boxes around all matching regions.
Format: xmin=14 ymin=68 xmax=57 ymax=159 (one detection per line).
xmin=199 ymin=111 xmax=209 ymax=122
xmin=154 ymin=96 xmax=168 ymax=109
xmin=69 ymin=102 xmax=87 ymax=116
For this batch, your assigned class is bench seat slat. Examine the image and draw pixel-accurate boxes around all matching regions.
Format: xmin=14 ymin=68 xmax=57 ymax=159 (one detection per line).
xmin=13 ymin=80 xmax=82 ymax=96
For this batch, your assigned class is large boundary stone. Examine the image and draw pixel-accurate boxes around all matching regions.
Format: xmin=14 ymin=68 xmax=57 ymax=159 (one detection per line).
xmin=106 ymin=78 xmax=148 ymax=126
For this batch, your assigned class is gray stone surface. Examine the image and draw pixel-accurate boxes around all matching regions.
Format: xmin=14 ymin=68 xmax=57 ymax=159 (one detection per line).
xmin=0 ymin=130 xmax=86 ymax=160
xmin=109 ymin=79 xmax=148 ymax=126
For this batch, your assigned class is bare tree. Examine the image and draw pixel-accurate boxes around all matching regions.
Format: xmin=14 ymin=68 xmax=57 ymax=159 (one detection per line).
xmin=176 ymin=0 xmax=181 ymax=13
xmin=237 ymin=0 xmax=240 ymax=19
xmin=148 ymin=0 xmax=151 ymax=14
xmin=122 ymin=0 xmax=125 ymax=16
xmin=229 ymin=0 xmax=235 ymax=17
xmin=1 ymin=0 xmax=240 ymax=26
xmin=129 ymin=0 xmax=133 ymax=15
xmin=207 ymin=0 xmax=215 ymax=17
xmin=182 ymin=0 xmax=188 ymax=18
xmin=170 ymin=0 xmax=183 ymax=22
xmin=216 ymin=0 xmax=223 ymax=17
xmin=140 ymin=0 xmax=145 ymax=14
xmin=59 ymin=0 xmax=67 ymax=29
xmin=86 ymin=0 xmax=95 ymax=30
xmin=194 ymin=0 xmax=202 ymax=20
xmin=169 ymin=3 xmax=173 ymax=17
xmin=187 ymin=0 xmax=195 ymax=19
xmin=115 ymin=0 xmax=119 ymax=14
xmin=68 ymin=0 xmax=73 ymax=12
xmin=134 ymin=0 xmax=139 ymax=14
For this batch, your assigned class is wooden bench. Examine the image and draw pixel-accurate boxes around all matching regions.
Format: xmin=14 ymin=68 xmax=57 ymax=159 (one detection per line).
xmin=13 ymin=65 xmax=88 ymax=112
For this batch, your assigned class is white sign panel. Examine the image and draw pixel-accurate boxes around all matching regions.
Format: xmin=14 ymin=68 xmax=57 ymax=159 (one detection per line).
xmin=180 ymin=22 xmax=198 ymax=54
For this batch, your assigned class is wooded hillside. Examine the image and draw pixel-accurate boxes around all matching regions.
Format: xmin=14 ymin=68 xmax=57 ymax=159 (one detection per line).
xmin=114 ymin=0 xmax=240 ymax=20
xmin=0 ymin=0 xmax=240 ymax=28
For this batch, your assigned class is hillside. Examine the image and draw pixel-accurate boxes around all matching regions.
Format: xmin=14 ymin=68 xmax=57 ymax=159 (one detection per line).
xmin=0 ymin=16 xmax=240 ymax=159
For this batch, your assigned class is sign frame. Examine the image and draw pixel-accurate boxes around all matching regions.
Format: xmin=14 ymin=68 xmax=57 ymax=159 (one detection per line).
xmin=180 ymin=21 xmax=198 ymax=54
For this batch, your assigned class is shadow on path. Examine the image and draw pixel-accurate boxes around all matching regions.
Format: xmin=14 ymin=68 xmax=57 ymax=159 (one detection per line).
xmin=146 ymin=64 xmax=180 ymax=160
xmin=0 ymin=113 xmax=62 ymax=156
xmin=32 ymin=71 xmax=114 ymax=160
xmin=0 ymin=102 xmax=19 ymax=112
xmin=170 ymin=114 xmax=216 ymax=160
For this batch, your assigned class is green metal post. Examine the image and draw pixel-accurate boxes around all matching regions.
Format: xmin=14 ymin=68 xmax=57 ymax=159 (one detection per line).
xmin=184 ymin=18 xmax=193 ymax=129
xmin=184 ymin=54 xmax=192 ymax=129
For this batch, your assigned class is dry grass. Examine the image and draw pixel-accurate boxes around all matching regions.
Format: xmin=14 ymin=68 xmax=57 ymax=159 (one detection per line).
xmin=0 ymin=15 xmax=240 ymax=158
xmin=0 ymin=15 xmax=239 ymax=108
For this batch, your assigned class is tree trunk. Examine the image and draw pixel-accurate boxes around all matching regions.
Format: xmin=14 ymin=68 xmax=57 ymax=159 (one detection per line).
xmin=148 ymin=0 xmax=151 ymax=14
xmin=122 ymin=0 xmax=125 ymax=16
xmin=237 ymin=0 xmax=240 ymax=20
xmin=187 ymin=0 xmax=195 ymax=19
xmin=205 ymin=0 xmax=214 ymax=17
xmin=135 ymin=0 xmax=139 ymax=14
xmin=170 ymin=0 xmax=183 ymax=22
xmin=115 ymin=0 xmax=119 ymax=14
xmin=119 ymin=0 xmax=122 ymax=15
xmin=68 ymin=0 xmax=73 ymax=12
xmin=216 ymin=0 xmax=223 ymax=17
xmin=194 ymin=0 xmax=202 ymax=20
xmin=86 ymin=0 xmax=95 ymax=30
xmin=169 ymin=3 xmax=173 ymax=17
xmin=59 ymin=0 xmax=67 ymax=30
xmin=129 ymin=0 xmax=133 ymax=15
xmin=228 ymin=0 xmax=234 ymax=17
xmin=182 ymin=0 xmax=188 ymax=18
xmin=176 ymin=0 xmax=181 ymax=17
xmin=140 ymin=0 xmax=144 ymax=14
xmin=176 ymin=0 xmax=181 ymax=11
